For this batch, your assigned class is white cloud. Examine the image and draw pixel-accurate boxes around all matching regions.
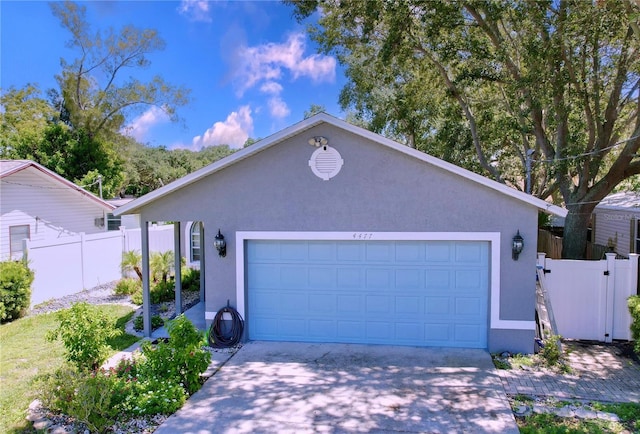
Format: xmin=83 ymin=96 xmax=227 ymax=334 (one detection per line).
xmin=234 ymin=33 xmax=336 ymax=97
xmin=268 ymin=97 xmax=290 ymax=119
xmin=122 ymin=106 xmax=170 ymax=142
xmin=177 ymin=0 xmax=212 ymax=22
xmin=260 ymin=81 xmax=283 ymax=95
xmin=191 ymin=106 xmax=253 ymax=149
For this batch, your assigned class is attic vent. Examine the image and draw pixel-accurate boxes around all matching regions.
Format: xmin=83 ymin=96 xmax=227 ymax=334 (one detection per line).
xmin=309 ymin=145 xmax=344 ymax=181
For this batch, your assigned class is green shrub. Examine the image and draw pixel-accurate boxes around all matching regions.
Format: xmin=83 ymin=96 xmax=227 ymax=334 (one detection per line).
xmin=38 ymin=365 xmax=120 ymax=433
xmin=114 ymin=278 xmax=141 ymax=296
xmin=131 ymin=286 xmax=142 ymax=305
xmin=181 ymin=267 xmax=200 ymax=292
xmin=0 ymin=260 xmax=33 ymax=322
xmin=151 ymin=279 xmax=175 ymax=303
xmin=129 ymin=280 xmax=175 ymax=305
xmin=46 ymin=302 xmax=121 ymax=371
xmin=133 ymin=314 xmax=165 ymax=332
xmin=138 ymin=314 xmax=210 ymax=395
xmin=629 ymin=295 xmax=640 ymax=355
xmin=539 ymin=333 xmax=567 ymax=370
xmin=121 ymin=377 xmax=187 ymax=416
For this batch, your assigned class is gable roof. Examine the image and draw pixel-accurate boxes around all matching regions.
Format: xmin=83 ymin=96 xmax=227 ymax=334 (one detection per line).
xmin=0 ymin=159 xmax=116 ymax=211
xmin=115 ymin=113 xmax=567 ymax=217
xmin=594 ymin=191 xmax=640 ymax=213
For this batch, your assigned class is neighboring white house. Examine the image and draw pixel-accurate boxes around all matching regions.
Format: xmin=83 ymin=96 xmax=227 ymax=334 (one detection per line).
xmin=593 ymin=191 xmax=640 ymax=257
xmin=0 ymin=159 xmax=116 ymax=261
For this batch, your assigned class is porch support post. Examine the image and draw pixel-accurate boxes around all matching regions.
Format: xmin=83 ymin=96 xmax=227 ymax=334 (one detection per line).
xmin=199 ymin=222 xmax=205 ymax=302
xmin=141 ymin=221 xmax=151 ymax=337
xmin=174 ymin=222 xmax=182 ymax=316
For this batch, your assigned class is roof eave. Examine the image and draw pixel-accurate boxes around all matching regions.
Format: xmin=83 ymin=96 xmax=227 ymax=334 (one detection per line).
xmin=115 ymin=113 xmax=568 ymax=218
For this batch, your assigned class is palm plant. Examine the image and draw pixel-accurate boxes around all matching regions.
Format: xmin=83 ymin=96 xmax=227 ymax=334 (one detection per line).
xmin=150 ymin=250 xmax=174 ymax=283
xmin=121 ymin=250 xmax=142 ymax=281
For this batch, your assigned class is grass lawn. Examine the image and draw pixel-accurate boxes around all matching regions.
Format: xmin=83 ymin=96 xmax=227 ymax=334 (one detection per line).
xmin=516 ymin=402 xmax=640 ymax=433
xmin=0 ymin=305 xmax=139 ymax=433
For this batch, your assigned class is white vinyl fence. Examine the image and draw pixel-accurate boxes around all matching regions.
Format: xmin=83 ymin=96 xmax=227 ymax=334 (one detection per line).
xmin=537 ymin=252 xmax=638 ymax=342
xmin=25 ymin=225 xmax=175 ymax=306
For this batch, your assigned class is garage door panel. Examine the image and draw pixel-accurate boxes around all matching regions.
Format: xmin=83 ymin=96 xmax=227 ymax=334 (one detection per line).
xmin=455 ymin=242 xmax=485 ymax=262
xmin=455 ymin=324 xmax=483 ymax=344
xmin=425 ymin=242 xmax=453 ymax=261
xmin=337 ymin=268 xmax=362 ymax=288
xmin=366 ymin=268 xmax=391 ymax=288
xmin=425 ymin=270 xmax=450 ymax=288
xmin=396 ymin=322 xmax=422 ymax=341
xmin=395 ymin=269 xmax=423 ymax=289
xmin=337 ymin=295 xmax=362 ymax=313
xmin=366 ymin=322 xmax=394 ymax=340
xmin=425 ymin=323 xmax=452 ymax=343
xmin=455 ymin=297 xmax=483 ymax=316
xmin=308 ymin=242 xmax=335 ymax=261
xmin=395 ymin=296 xmax=420 ymax=314
xmin=309 ymin=294 xmax=336 ymax=313
xmin=365 ymin=242 xmax=393 ymax=262
xmin=248 ymin=240 xmax=488 ymax=348
xmin=281 ymin=266 xmax=307 ymax=287
xmin=425 ymin=297 xmax=451 ymax=315
xmin=337 ymin=243 xmax=362 ymax=261
xmin=248 ymin=264 xmax=281 ymax=288
xmin=309 ymin=267 xmax=334 ymax=288
xmin=247 ymin=241 xmax=282 ymax=261
xmin=395 ymin=242 xmax=424 ymax=262
xmin=455 ymin=269 xmax=486 ymax=290
xmin=338 ymin=321 xmax=364 ymax=338
xmin=365 ymin=295 xmax=392 ymax=314
xmin=309 ymin=319 xmax=335 ymax=337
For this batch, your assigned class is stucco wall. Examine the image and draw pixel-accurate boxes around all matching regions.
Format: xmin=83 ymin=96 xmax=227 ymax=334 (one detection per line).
xmin=139 ymin=124 xmax=539 ymax=352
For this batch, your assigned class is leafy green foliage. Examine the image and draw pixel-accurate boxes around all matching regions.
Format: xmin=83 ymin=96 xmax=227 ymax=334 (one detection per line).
xmin=133 ymin=314 xmax=164 ymax=332
xmin=114 ymin=277 xmax=141 ymax=296
xmin=0 ymin=261 xmax=33 ymax=323
xmin=121 ymin=250 xmax=143 ymax=281
xmin=289 ymin=0 xmax=640 ymax=259
xmin=629 ymin=296 xmax=640 ymax=355
xmin=181 ymin=267 xmax=200 ymax=292
xmin=49 ymin=1 xmax=190 ymax=139
xmin=120 ymin=376 xmax=187 ymax=416
xmin=46 ymin=302 xmax=121 ymax=371
xmin=0 ymin=85 xmax=56 ymax=159
xmin=150 ymin=250 xmax=174 ymax=283
xmin=138 ymin=315 xmax=211 ymax=395
xmin=38 ymin=366 xmax=120 ymax=433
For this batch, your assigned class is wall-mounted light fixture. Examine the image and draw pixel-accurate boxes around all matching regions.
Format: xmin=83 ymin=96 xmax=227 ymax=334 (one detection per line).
xmin=308 ymin=136 xmax=328 ymax=148
xmin=512 ymin=230 xmax=524 ymax=260
xmin=214 ymin=229 xmax=226 ymax=258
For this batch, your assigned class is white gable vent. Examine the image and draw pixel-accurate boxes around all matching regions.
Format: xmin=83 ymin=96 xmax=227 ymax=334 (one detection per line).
xmin=309 ymin=145 xmax=344 ymax=181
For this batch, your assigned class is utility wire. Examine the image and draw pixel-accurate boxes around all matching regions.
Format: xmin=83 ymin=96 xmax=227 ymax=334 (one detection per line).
xmin=532 ymin=134 xmax=640 ymax=163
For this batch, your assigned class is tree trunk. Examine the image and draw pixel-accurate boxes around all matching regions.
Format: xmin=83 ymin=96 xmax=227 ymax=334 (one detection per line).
xmin=561 ymin=206 xmax=594 ymax=259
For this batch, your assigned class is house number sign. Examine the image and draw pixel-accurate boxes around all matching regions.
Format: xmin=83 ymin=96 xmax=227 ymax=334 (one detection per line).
xmin=352 ymin=233 xmax=374 ymax=240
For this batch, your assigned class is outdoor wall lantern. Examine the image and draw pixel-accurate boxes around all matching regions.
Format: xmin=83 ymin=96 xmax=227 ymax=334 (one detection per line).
xmin=512 ymin=230 xmax=524 ymax=260
xmin=214 ymin=229 xmax=226 ymax=258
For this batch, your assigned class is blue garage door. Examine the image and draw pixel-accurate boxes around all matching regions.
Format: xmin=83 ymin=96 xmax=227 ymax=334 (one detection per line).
xmin=247 ymin=240 xmax=489 ymax=348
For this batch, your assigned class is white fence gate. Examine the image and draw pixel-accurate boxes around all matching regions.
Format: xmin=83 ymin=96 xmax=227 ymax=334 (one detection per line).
xmin=537 ymin=252 xmax=638 ymax=342
xmin=25 ymin=225 xmax=175 ymax=306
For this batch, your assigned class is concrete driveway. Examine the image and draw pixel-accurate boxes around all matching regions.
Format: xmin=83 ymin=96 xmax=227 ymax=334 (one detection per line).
xmin=154 ymin=341 xmax=519 ymax=434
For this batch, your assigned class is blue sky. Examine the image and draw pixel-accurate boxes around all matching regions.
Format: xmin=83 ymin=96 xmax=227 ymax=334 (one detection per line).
xmin=1 ymin=1 xmax=346 ymax=150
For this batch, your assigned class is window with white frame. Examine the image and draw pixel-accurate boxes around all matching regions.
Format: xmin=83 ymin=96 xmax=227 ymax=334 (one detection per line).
xmin=9 ymin=225 xmax=30 ymax=258
xmin=190 ymin=222 xmax=201 ymax=262
xmin=106 ymin=213 xmax=121 ymax=231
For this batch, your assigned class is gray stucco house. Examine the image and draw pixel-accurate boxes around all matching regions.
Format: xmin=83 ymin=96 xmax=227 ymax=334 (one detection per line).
xmin=116 ymin=113 xmax=566 ymax=354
